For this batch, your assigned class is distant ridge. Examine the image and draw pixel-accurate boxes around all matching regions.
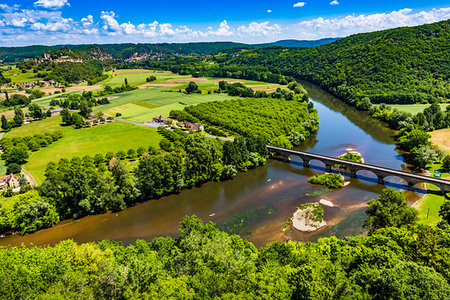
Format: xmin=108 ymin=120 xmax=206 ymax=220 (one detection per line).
xmin=254 ymin=38 xmax=341 ymax=48
xmin=0 ymin=38 xmax=340 ymax=63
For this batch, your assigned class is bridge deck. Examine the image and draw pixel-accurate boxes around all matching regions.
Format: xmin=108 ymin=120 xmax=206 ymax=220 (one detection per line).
xmin=267 ymin=145 xmax=450 ymax=188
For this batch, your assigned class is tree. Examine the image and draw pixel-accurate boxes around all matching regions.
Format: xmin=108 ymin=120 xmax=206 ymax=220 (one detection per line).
xmin=185 ymin=82 xmax=200 ymax=94
xmin=94 ymin=153 xmax=104 ymax=166
xmin=5 ymin=147 xmax=29 ymax=164
xmin=413 ymin=146 xmax=440 ymax=169
xmin=111 ymin=159 xmax=139 ymax=206
xmin=127 ymin=149 xmax=136 ymax=159
xmin=124 ymin=78 xmax=128 ymax=86
xmin=1 ymin=115 xmax=11 ymax=131
xmin=60 ymin=108 xmax=72 ymax=125
xmin=115 ymin=151 xmax=126 ymax=160
xmin=289 ymin=131 xmax=306 ymax=147
xmin=79 ymin=101 xmax=92 ymax=119
xmin=397 ymin=128 xmax=431 ymax=152
xmin=103 ymin=152 xmax=113 ymax=161
xmin=437 ymin=201 xmax=450 ymax=230
xmin=6 ymin=163 xmax=21 ymax=174
xmin=28 ymin=104 xmax=44 ymax=120
xmin=365 ymin=188 xmax=418 ymax=234
xmin=356 ymin=97 xmax=372 ymax=111
xmin=137 ymin=146 xmax=146 ymax=157
xmin=442 ymin=155 xmax=450 ymax=172
xmin=13 ymin=108 xmax=24 ymax=127
xmin=159 ymin=138 xmax=173 ymax=152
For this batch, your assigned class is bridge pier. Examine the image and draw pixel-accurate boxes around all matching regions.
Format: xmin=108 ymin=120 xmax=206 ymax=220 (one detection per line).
xmin=377 ymin=176 xmax=385 ymax=185
xmin=302 ymin=159 xmax=310 ymax=168
xmin=282 ymin=155 xmax=290 ymax=162
xmin=408 ymin=182 xmax=415 ymax=191
xmin=350 ymin=169 xmax=357 ymax=178
xmin=326 ymin=164 xmax=332 ymax=172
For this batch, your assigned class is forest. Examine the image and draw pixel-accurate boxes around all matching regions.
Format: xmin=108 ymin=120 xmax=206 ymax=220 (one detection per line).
xmin=181 ymin=97 xmax=319 ymax=146
xmin=1 ymin=212 xmax=450 ymax=299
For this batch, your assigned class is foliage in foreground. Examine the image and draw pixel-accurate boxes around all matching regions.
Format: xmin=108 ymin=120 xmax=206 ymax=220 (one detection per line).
xmin=0 ymin=216 xmax=450 ymax=299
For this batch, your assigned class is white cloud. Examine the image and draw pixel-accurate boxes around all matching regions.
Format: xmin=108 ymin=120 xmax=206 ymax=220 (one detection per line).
xmin=290 ymin=7 xmax=450 ymax=39
xmin=267 ymin=10 xmax=272 ymax=13
xmin=0 ymin=5 xmax=449 ymax=46
xmin=207 ymin=20 xmax=233 ymax=37
xmin=81 ymin=15 xmax=93 ymax=26
xmin=159 ymin=23 xmax=175 ymax=36
xmin=120 ymin=22 xmax=136 ymax=35
xmin=330 ymin=0 xmax=339 ymax=5
xmin=293 ymin=2 xmax=306 ymax=8
xmin=100 ymin=11 xmax=120 ymax=34
xmin=34 ymin=0 xmax=70 ymax=9
xmin=0 ymin=4 xmax=20 ymax=12
xmin=238 ymin=22 xmax=281 ymax=37
xmin=10 ymin=17 xmax=27 ymax=27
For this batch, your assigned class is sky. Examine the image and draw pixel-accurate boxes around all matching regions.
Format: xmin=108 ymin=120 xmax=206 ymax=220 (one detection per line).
xmin=0 ymin=0 xmax=449 ymax=46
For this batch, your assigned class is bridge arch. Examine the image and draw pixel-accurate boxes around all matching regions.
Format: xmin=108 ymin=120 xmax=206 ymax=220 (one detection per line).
xmin=383 ymin=175 xmax=409 ymax=186
xmin=354 ymin=169 xmax=380 ymax=182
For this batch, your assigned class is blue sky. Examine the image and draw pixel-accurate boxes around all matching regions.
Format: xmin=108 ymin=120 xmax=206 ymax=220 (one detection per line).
xmin=0 ymin=0 xmax=449 ymax=46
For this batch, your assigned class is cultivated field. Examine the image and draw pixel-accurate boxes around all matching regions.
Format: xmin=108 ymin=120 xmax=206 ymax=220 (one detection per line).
xmin=5 ymin=116 xmax=162 ymax=184
xmin=385 ymin=104 xmax=449 ymax=115
xmin=93 ymin=70 xmax=288 ymax=122
xmin=430 ymin=128 xmax=450 ymax=154
xmin=96 ymin=87 xmax=233 ymax=122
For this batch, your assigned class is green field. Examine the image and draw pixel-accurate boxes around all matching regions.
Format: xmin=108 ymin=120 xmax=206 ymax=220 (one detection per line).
xmin=5 ymin=116 xmax=162 ymax=184
xmin=2 ymin=67 xmax=40 ymax=83
xmin=96 ymin=87 xmax=235 ymax=122
xmin=0 ymin=107 xmax=30 ymax=119
xmin=101 ymin=69 xmax=185 ymax=86
xmin=415 ymin=185 xmax=447 ymax=226
xmin=383 ymin=104 xmax=449 ymax=115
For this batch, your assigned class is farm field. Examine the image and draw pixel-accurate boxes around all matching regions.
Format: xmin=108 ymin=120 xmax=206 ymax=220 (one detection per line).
xmin=383 ymin=104 xmax=449 ymax=115
xmin=25 ymin=70 xmax=288 ymax=122
xmin=96 ymin=87 xmax=233 ymax=123
xmin=4 ymin=116 xmax=162 ymax=184
xmin=430 ymin=128 xmax=450 ymax=154
xmin=0 ymin=107 xmax=29 ymax=119
xmin=93 ymin=70 xmax=289 ymax=122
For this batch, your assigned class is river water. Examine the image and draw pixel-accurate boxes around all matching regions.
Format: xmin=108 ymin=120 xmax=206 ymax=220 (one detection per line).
xmin=0 ymin=82 xmax=422 ymax=247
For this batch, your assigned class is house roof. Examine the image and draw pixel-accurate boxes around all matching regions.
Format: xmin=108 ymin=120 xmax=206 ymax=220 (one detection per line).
xmin=0 ymin=173 xmax=18 ymax=184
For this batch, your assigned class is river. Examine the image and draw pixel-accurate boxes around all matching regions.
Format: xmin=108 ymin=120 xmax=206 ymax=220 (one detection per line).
xmin=0 ymin=82 xmax=422 ymax=247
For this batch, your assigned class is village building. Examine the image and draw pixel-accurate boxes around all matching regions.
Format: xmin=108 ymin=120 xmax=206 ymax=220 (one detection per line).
xmin=152 ymin=115 xmax=176 ymax=124
xmin=0 ymin=174 xmax=20 ymax=191
xmin=182 ymin=120 xmax=204 ymax=132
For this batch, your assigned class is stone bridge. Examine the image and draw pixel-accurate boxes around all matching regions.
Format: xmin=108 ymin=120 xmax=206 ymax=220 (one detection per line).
xmin=267 ymin=145 xmax=450 ymax=194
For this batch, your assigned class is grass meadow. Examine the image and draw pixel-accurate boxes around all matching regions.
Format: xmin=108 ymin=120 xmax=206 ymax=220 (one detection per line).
xmin=383 ymin=104 xmax=449 ymax=115
xmin=5 ymin=116 xmax=162 ymax=184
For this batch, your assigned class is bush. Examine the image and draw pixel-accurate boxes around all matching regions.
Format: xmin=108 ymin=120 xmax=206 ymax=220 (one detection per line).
xmin=308 ymin=173 xmax=345 ymax=188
